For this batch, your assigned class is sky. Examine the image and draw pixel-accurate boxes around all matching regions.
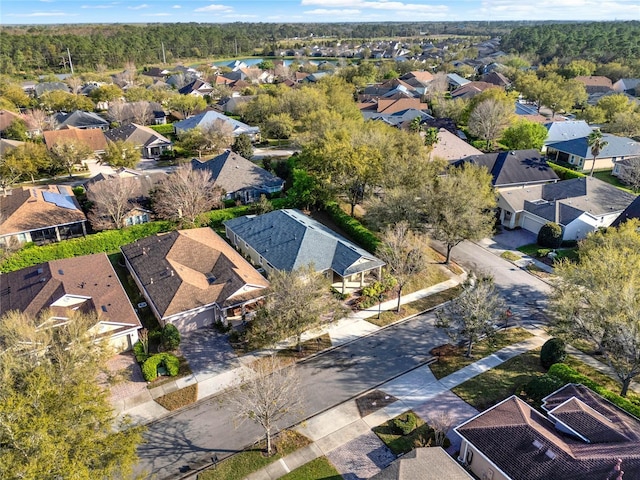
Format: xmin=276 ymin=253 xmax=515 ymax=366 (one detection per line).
xmin=2 ymin=0 xmax=639 ymax=24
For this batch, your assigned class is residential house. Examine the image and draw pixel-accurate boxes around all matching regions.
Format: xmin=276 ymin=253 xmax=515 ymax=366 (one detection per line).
xmin=224 ymin=209 xmax=386 ymax=293
xmin=481 ymin=71 xmax=511 ymax=88
xmin=0 ymin=138 xmax=25 ymax=156
xmin=429 ymin=129 xmax=483 ymax=161
xmin=370 ymin=447 xmax=472 ymax=480
xmin=0 ymin=185 xmax=87 ymax=246
xmin=121 ymin=228 xmax=269 ymax=331
xmin=84 ymin=168 xmax=166 ymax=227
xmin=546 ymin=133 xmax=640 ymax=173
xmin=373 ymin=109 xmax=433 ymax=128
xmin=34 ymin=82 xmax=70 ymax=97
xmin=178 ymin=79 xmax=213 ymax=97
xmin=173 ymin=110 xmax=260 ymax=141
xmin=451 ymin=81 xmax=498 ymax=100
xmin=0 ymin=109 xmax=22 ymax=136
xmin=53 ymin=110 xmax=109 ymax=131
xmin=447 ymin=73 xmax=471 ymax=90
xmin=612 ymin=156 xmax=640 ymax=180
xmin=359 ymin=97 xmax=430 ymax=121
xmin=43 ymin=126 xmax=108 ymax=156
xmin=515 ymin=102 xmax=552 ymax=124
xmin=611 ymin=196 xmax=640 ymax=227
xmin=613 ymin=78 xmax=640 ymax=95
xmin=104 ymin=123 xmax=172 ymax=159
xmin=455 ymin=384 xmax=640 ymax=480
xmin=191 ymin=150 xmax=284 ymax=203
xmin=0 ymin=254 xmax=141 ymax=352
xmin=399 ymin=71 xmax=434 ymax=95
xmin=221 ymin=95 xmax=256 ymax=114
xmin=586 ymin=90 xmax=640 ymax=107
xmin=497 ymin=176 xmax=635 ymax=239
xmin=574 ymin=75 xmax=613 ymax=94
xmin=361 ymin=78 xmax=422 ymax=101
xmin=542 ymin=120 xmax=593 ymax=152
xmin=453 ymin=150 xmax=559 ymax=190
xmin=142 ymin=67 xmax=171 ymax=81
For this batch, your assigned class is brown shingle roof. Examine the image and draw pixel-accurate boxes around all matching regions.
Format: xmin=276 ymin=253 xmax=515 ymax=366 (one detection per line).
xmin=374 ymin=98 xmax=429 ymax=115
xmin=121 ymin=228 xmax=268 ymax=320
xmin=0 ymin=109 xmax=21 ymax=132
xmin=43 ymin=126 xmax=107 ymax=153
xmin=0 ymin=253 xmax=141 ymax=335
xmin=0 ymin=185 xmax=87 ymax=236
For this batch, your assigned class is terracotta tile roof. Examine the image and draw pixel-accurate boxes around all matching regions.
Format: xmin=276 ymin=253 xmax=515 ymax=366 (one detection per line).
xmin=43 ymin=126 xmax=108 ymax=153
xmin=456 ymin=386 xmax=640 ymax=480
xmin=0 ymin=185 xmax=87 ymax=236
xmin=121 ymin=227 xmax=268 ymax=320
xmin=0 ymin=253 xmax=141 ymax=337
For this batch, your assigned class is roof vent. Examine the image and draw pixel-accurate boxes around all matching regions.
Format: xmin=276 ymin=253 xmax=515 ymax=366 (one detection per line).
xmin=532 ymin=439 xmax=544 ymax=450
xmin=37 ymin=268 xmax=43 ymax=274
xmin=544 ymin=449 xmax=556 ymax=460
xmin=58 ymin=269 xmax=64 ymax=275
xmin=101 ymin=305 xmax=108 ymax=312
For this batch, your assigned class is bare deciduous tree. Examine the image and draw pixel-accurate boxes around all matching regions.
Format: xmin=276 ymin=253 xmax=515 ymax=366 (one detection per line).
xmin=129 ymin=101 xmax=154 ymax=125
xmin=229 ymin=355 xmax=303 ymax=456
xmin=428 ymin=411 xmax=454 ymax=447
xmin=86 ymin=176 xmax=139 ymax=230
xmin=468 ymin=98 xmax=513 ymax=150
xmin=151 ymin=164 xmax=222 ymax=224
xmin=108 ymin=100 xmax=129 ymax=125
xmin=436 ymin=273 xmax=506 ymax=357
xmin=65 ymin=76 xmax=83 ymax=95
xmin=22 ymin=108 xmax=57 ymax=134
xmin=618 ymin=156 xmax=640 ymax=193
xmin=376 ymin=222 xmax=431 ymax=312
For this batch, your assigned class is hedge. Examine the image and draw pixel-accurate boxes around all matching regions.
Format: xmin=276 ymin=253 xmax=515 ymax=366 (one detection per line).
xmin=547 ymin=363 xmax=640 ymax=418
xmin=142 ymin=353 xmax=180 ymax=382
xmin=198 ymin=205 xmax=253 ymax=228
xmin=148 ymin=123 xmax=175 ymax=135
xmin=0 ymin=221 xmax=175 ymax=273
xmin=547 ymin=162 xmax=586 ymax=180
xmin=324 ymin=201 xmax=380 ymax=253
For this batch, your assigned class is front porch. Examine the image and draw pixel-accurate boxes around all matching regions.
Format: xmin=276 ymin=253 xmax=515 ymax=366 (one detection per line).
xmin=331 ymin=267 xmax=383 ymax=295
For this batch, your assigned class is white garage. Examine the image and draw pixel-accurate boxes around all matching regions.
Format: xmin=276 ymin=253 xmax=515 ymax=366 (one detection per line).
xmin=521 ymin=214 xmax=547 ymax=236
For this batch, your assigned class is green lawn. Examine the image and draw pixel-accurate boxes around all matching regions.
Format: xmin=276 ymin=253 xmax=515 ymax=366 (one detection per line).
xmin=198 ymin=431 xmax=311 ymax=480
xmin=452 ymin=348 xmax=545 ymax=411
xmin=372 ymin=411 xmax=447 ymax=455
xmin=279 ymin=457 xmax=342 ymax=480
xmin=593 ymin=170 xmax=637 ymax=194
xmin=565 ymin=355 xmax=640 ymax=405
xmin=517 ymin=244 xmax=578 ymax=263
xmin=429 ymin=328 xmax=534 ymax=380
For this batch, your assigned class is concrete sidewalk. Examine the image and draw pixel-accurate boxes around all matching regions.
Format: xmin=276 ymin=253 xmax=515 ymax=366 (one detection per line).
xmin=244 ymin=327 xmax=549 ymax=480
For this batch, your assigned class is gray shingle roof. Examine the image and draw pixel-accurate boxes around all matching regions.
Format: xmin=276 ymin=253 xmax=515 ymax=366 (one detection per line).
xmin=224 ymin=209 xmax=385 ymax=277
xmin=173 ymin=110 xmax=259 ymax=136
xmin=191 ymin=151 xmax=283 ymax=195
xmin=104 ymin=123 xmax=172 ymax=148
xmin=546 ymin=134 xmax=640 ymax=159
xmin=54 ymin=110 xmax=109 ymax=129
xmin=543 ymin=120 xmax=593 ymax=145
xmin=455 ymin=149 xmax=559 ymax=188
xmin=611 ymin=196 xmax=640 ymax=227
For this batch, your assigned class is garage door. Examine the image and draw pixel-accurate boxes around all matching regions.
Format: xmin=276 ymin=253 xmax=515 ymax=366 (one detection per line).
xmin=171 ymin=309 xmax=214 ymax=333
xmin=522 ymin=215 xmax=546 ymax=235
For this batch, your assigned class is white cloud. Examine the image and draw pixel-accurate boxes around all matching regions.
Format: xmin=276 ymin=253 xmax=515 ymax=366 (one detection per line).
xmin=128 ymin=3 xmax=149 ymax=10
xmin=144 ymin=13 xmax=171 ymax=16
xmin=172 ymin=4 xmax=181 ymax=7
xmin=300 ymin=0 xmax=448 ymax=13
xmin=82 ymin=4 xmax=115 ymax=9
xmin=222 ymin=13 xmax=258 ymax=18
xmin=40 ymin=0 xmax=55 ymax=3
xmin=194 ymin=3 xmax=233 ymax=12
xmin=304 ymin=8 xmax=361 ymax=15
xmin=473 ymin=0 xmax=639 ymax=20
xmin=6 ymin=10 xmax=71 ymax=17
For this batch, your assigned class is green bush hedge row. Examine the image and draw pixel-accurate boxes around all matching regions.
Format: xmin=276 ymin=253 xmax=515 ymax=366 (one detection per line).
xmin=547 ymin=162 xmax=586 ymax=180
xmin=324 ymin=202 xmax=380 ymax=253
xmin=148 ymin=124 xmax=175 ymax=135
xmin=0 ymin=221 xmax=175 ymax=273
xmin=142 ymin=353 xmax=180 ymax=382
xmin=198 ymin=205 xmax=254 ymax=228
xmin=547 ymin=363 xmax=640 ymax=418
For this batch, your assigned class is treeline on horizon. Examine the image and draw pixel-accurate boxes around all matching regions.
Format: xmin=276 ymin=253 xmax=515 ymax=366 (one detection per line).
xmin=1 ymin=20 xmax=638 ymax=74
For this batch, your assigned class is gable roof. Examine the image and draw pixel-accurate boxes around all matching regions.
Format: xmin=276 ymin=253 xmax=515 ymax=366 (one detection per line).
xmin=43 ymin=126 xmax=108 ymax=152
xmin=0 ymin=109 xmax=21 ymax=132
xmin=0 ymin=185 xmax=86 ymax=236
xmin=178 ymin=79 xmax=213 ymax=95
xmin=0 ymin=253 xmax=140 ymax=336
xmin=451 ymin=81 xmax=497 ymax=99
xmin=543 ymin=120 xmax=593 ymax=145
xmin=121 ymin=228 xmax=268 ymax=319
xmin=613 ymin=78 xmax=640 ymax=93
xmin=400 ymin=71 xmax=434 ymax=84
xmin=482 ymin=71 xmax=511 ymax=87
xmin=85 ymin=169 xmax=166 ymax=208
xmin=173 ymin=110 xmax=259 ymax=136
xmin=53 ymin=110 xmax=109 ymax=130
xmin=546 ymin=133 xmax=640 ymax=159
xmin=34 ymin=82 xmax=69 ymax=97
xmin=370 ymin=447 xmax=472 ymax=480
xmin=575 ymin=75 xmax=613 ymax=90
xmin=611 ymin=196 xmax=640 ymax=227
xmin=224 ymin=209 xmax=385 ymax=277
xmin=454 ymin=149 xmax=559 ymax=188
xmin=191 ymin=150 xmax=283 ymax=195
xmin=0 ymin=138 xmax=25 ymax=156
xmin=104 ymin=123 xmax=172 ymax=148
xmin=455 ymin=387 xmax=640 ymax=480
xmin=430 ymin=128 xmax=482 ymax=161
xmin=447 ymin=73 xmax=471 ymax=87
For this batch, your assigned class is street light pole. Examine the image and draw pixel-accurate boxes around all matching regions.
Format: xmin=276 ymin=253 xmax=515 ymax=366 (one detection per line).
xmin=378 ymin=294 xmax=384 ymax=319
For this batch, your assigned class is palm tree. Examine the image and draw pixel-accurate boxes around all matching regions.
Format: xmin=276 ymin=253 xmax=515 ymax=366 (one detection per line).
xmin=587 ymin=130 xmax=608 ymax=177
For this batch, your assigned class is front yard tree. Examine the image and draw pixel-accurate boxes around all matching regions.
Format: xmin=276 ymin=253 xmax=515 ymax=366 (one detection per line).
xmin=100 ymin=139 xmax=141 ymax=169
xmin=376 ymin=221 xmax=430 ymax=312
xmin=49 ymin=139 xmax=93 ymax=178
xmin=423 ymin=163 xmax=497 ymax=264
xmin=247 ymin=265 xmax=345 ymax=350
xmin=87 ymin=176 xmax=139 ymax=230
xmin=619 ymin=157 xmax=640 ymax=193
xmin=2 ymin=142 xmax=50 ymax=184
xmin=549 ymin=220 xmax=640 ymax=397
xmin=436 ymin=274 xmax=506 ymax=357
xmin=151 ymin=164 xmax=222 ymax=225
xmin=467 ymin=98 xmax=513 ymax=150
xmin=167 ymin=94 xmax=206 ymax=119
xmin=229 ymin=355 xmax=302 ymax=456
xmin=231 ymin=133 xmax=254 ymax=159
xmin=501 ymin=119 xmax=548 ymax=151
xmin=0 ymin=310 xmax=143 ymax=479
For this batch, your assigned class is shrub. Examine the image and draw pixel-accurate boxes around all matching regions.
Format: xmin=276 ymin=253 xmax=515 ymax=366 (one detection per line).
xmin=198 ymin=205 xmax=253 ymax=228
xmin=393 ymin=412 xmax=418 ymax=435
xmin=133 ymin=341 xmax=149 ymax=363
xmin=149 ymin=123 xmax=175 ymax=135
xmin=162 ymin=324 xmax=181 ymax=351
xmin=324 ymin=201 xmax=379 ymax=253
xmin=537 ymin=248 xmax=552 ymax=258
xmin=142 ymin=353 xmax=180 ymax=381
xmin=547 ymin=162 xmax=586 ymax=180
xmin=548 ymin=363 xmax=640 ymax=418
xmin=540 ymin=338 xmax=567 ymax=369
xmin=524 ymin=374 xmax=565 ymax=403
xmin=537 ymin=222 xmax=563 ymax=249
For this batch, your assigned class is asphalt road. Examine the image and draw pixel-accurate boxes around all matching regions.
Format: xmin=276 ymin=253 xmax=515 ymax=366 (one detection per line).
xmin=135 ymin=239 xmax=553 ymax=479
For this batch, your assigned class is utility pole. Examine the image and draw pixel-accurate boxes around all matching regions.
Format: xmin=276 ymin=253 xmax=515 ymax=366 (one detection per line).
xmin=161 ymin=42 xmax=166 ymax=64
xmin=67 ymin=48 xmax=74 ymax=75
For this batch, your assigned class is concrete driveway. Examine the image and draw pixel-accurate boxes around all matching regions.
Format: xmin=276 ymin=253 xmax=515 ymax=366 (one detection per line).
xmin=491 ymin=227 xmax=537 ymax=250
xmin=179 ymin=329 xmax=240 ymax=382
